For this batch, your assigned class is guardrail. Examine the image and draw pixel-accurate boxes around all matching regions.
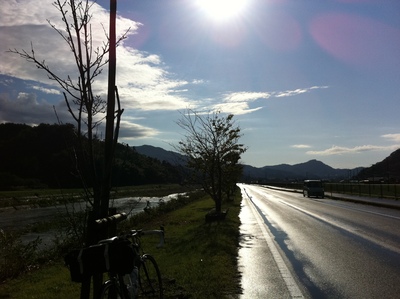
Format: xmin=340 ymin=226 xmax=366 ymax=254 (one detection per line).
xmin=324 ymin=183 xmax=400 ymax=200
xmin=262 ymin=182 xmax=400 ymax=200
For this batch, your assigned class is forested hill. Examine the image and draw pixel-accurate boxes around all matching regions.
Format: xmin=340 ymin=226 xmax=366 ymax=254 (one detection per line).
xmin=356 ymin=148 xmax=400 ymax=182
xmin=0 ymin=123 xmax=183 ymax=190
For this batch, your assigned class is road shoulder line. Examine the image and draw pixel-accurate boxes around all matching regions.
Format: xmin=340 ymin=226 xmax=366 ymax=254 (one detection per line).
xmin=242 ymin=188 xmax=305 ymax=299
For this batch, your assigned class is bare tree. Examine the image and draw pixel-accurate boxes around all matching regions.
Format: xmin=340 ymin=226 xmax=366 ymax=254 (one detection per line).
xmin=9 ymin=1 xmax=129 ymax=297
xmin=9 ymin=1 xmax=131 ymax=297
xmin=176 ymin=109 xmax=247 ymax=214
xmin=9 ymin=0 xmax=128 ymax=239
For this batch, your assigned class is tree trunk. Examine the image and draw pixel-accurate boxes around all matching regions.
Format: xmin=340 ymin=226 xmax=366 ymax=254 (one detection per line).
xmin=215 ymin=197 xmax=222 ymax=214
xmin=81 ymin=1 xmax=117 ymax=298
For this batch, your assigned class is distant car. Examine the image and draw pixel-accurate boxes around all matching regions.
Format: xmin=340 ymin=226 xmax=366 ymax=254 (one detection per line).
xmin=303 ymin=180 xmax=324 ymax=198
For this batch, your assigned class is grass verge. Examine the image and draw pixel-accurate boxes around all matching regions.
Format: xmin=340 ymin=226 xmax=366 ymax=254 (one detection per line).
xmin=0 ymin=190 xmax=242 ymax=299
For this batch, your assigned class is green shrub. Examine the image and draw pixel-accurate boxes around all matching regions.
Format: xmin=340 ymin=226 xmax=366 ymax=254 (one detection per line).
xmin=0 ymin=230 xmax=42 ymax=280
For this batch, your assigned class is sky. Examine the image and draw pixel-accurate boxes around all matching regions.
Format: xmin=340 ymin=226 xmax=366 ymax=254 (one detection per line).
xmin=1 ymin=0 xmax=400 ymax=169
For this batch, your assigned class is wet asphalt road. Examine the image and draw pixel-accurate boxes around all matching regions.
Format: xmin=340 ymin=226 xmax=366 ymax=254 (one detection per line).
xmin=238 ymin=184 xmax=400 ymax=298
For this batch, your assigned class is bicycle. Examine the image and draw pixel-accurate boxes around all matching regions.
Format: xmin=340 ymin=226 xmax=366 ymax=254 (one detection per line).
xmin=65 ymin=212 xmax=164 ymax=299
xmin=99 ymin=229 xmax=164 ymax=299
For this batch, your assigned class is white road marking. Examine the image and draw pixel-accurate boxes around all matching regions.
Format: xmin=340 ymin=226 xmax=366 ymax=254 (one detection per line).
xmin=279 ymin=200 xmax=400 ymax=255
xmin=322 ymin=201 xmax=400 ymax=220
xmin=242 ymin=189 xmax=305 ymax=299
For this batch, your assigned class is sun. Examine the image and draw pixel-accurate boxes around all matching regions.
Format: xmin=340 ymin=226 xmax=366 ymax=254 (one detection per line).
xmin=196 ymin=0 xmax=247 ymax=21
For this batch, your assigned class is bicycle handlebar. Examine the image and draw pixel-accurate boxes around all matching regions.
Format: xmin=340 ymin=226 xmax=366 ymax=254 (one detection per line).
xmin=94 ymin=213 xmax=165 ymax=249
xmin=129 ymin=227 xmax=165 ymax=248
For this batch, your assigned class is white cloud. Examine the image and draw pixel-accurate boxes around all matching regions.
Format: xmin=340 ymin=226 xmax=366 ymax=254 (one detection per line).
xmin=382 ymin=133 xmax=400 ymax=143
xmin=0 ymin=78 xmax=14 ymax=86
xmin=118 ymin=120 xmax=159 ymax=139
xmin=192 ymin=79 xmax=206 ymax=85
xmin=310 ymin=85 xmax=329 ymax=90
xmin=275 ymin=86 xmax=328 ymax=98
xmin=0 ymin=0 xmax=193 ymax=115
xmin=223 ymin=91 xmax=272 ymax=103
xmin=210 ymin=86 xmax=328 ymax=115
xmin=210 ymin=91 xmax=270 ymax=114
xmin=31 ymin=85 xmax=61 ymax=95
xmin=292 ymin=144 xmax=311 ymax=149
xmin=213 ymin=101 xmax=263 ymax=115
xmin=275 ymin=88 xmax=308 ymax=98
xmin=309 ymin=134 xmax=400 ymax=156
xmin=307 ymin=144 xmax=400 ymax=156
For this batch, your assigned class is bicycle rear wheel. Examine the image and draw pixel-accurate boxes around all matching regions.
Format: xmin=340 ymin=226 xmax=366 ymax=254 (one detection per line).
xmin=138 ymin=254 xmax=163 ymax=298
xmin=100 ymin=279 xmax=125 ymax=299
xmin=100 ymin=276 xmax=130 ymax=299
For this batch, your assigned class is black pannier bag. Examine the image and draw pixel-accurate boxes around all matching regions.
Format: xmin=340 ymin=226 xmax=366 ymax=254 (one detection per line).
xmin=65 ymin=238 xmax=135 ymax=283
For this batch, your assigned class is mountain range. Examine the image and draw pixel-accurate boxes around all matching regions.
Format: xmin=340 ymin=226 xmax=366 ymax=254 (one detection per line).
xmin=241 ymin=160 xmax=364 ymax=182
xmin=134 ymin=145 xmax=364 ymax=182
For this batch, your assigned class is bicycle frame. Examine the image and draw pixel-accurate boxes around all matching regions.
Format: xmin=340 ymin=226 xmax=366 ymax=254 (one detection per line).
xmin=98 ymin=228 xmax=165 ymax=299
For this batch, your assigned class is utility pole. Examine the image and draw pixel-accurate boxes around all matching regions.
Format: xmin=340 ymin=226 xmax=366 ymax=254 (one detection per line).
xmin=101 ymin=0 xmax=117 ymax=219
xmin=84 ymin=2 xmax=117 ymax=298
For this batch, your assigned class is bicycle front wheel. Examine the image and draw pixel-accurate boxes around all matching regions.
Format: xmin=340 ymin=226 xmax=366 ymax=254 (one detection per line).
xmin=100 ymin=279 xmax=124 ymax=299
xmin=138 ymin=254 xmax=163 ymax=298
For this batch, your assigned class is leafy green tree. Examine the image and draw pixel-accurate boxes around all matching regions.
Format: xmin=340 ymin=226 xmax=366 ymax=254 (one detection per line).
xmin=176 ymin=110 xmax=247 ymax=214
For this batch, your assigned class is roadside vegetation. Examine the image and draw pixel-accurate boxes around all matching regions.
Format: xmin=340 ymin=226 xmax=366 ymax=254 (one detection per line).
xmin=0 ymin=187 xmax=242 ymax=298
xmin=176 ymin=109 xmax=246 ymax=216
xmin=0 ymin=184 xmax=198 ymax=280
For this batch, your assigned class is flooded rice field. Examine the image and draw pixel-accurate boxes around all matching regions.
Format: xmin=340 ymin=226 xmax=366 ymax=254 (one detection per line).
xmin=0 ymin=194 xmax=181 ymax=246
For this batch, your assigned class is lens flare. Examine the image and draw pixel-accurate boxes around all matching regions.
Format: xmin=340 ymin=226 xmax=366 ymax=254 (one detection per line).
xmin=196 ymin=0 xmax=247 ymax=21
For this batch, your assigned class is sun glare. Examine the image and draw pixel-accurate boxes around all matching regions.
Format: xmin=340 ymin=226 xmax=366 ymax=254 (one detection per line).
xmin=196 ymin=0 xmax=247 ymax=21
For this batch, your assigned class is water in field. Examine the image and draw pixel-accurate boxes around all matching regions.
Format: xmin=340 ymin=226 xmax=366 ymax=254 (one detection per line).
xmin=0 ymin=193 xmax=183 ymax=248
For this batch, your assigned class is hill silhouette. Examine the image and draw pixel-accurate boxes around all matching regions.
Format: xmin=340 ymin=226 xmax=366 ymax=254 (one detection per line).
xmin=0 ymin=123 xmax=183 ymax=190
xmin=135 ymin=145 xmax=186 ymax=165
xmin=356 ymin=148 xmax=400 ymax=182
xmin=2 ymin=123 xmax=396 ymax=189
xmin=134 ymin=145 xmax=364 ymax=182
xmin=242 ymin=160 xmax=363 ymax=182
